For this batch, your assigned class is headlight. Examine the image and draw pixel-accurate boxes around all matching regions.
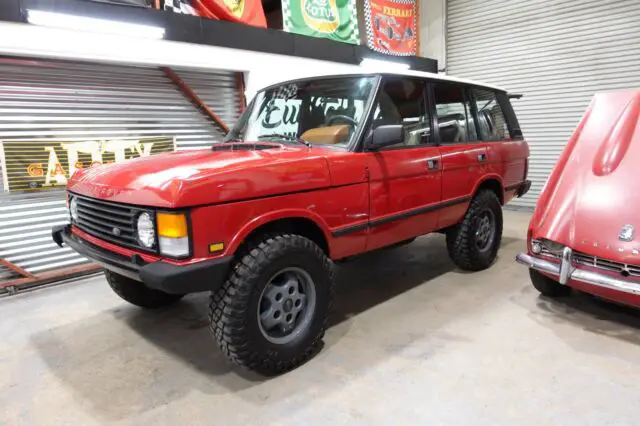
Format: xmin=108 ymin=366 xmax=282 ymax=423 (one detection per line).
xmin=531 ymin=241 xmax=542 ymax=254
xmin=136 ymin=212 xmax=156 ymax=248
xmin=157 ymin=212 xmax=190 ymax=258
xmin=69 ymin=197 xmax=79 ymax=222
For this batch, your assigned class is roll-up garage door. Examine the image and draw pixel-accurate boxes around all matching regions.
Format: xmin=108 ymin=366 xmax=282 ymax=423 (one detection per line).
xmin=0 ymin=56 xmax=240 ymax=282
xmin=446 ymin=0 xmax=640 ymax=208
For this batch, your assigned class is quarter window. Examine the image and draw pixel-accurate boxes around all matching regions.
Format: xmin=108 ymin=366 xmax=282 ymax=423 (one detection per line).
xmin=433 ymin=83 xmax=477 ymax=144
xmin=473 ymin=89 xmax=509 ymax=141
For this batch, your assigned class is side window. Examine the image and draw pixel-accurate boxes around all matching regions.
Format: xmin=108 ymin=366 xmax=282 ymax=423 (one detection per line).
xmin=371 ymin=78 xmax=432 ymax=148
xmin=433 ymin=83 xmax=477 ymax=144
xmin=472 ymin=89 xmax=509 ymax=141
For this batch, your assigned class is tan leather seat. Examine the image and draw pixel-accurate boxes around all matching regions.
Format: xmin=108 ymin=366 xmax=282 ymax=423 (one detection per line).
xmin=300 ymin=125 xmax=350 ymax=145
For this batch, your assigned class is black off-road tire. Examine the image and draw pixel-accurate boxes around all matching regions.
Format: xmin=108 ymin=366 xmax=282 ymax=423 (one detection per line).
xmin=209 ymin=234 xmax=334 ymax=376
xmin=529 ymin=269 xmax=571 ymax=297
xmin=105 ymin=270 xmax=184 ymax=308
xmin=446 ymin=190 xmax=503 ymax=271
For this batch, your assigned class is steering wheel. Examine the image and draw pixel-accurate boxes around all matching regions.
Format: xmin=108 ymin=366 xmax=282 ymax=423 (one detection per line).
xmin=326 ymin=115 xmax=358 ymax=127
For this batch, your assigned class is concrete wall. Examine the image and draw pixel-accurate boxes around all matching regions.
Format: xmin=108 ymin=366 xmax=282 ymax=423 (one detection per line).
xmin=419 ymin=0 xmax=446 ymax=71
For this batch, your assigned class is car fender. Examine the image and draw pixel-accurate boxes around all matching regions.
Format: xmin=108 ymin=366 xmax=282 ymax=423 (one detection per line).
xmin=471 ymin=173 xmax=505 ymax=203
xmin=226 ymin=208 xmax=334 ymax=256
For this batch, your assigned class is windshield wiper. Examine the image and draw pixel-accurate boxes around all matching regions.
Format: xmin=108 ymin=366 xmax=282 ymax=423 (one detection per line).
xmin=258 ymin=133 xmax=311 ymax=148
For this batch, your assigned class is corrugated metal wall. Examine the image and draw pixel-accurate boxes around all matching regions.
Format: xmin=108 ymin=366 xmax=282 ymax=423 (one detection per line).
xmin=0 ymin=57 xmax=241 ymax=281
xmin=446 ymin=0 xmax=640 ymax=208
xmin=175 ymin=68 xmax=243 ymax=134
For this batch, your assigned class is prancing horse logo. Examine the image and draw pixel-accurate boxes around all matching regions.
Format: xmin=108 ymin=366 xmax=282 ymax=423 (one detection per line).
xmin=619 ymin=224 xmax=635 ymax=242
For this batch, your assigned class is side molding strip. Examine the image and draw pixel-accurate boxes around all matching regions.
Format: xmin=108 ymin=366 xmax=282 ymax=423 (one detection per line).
xmin=332 ymin=195 xmax=472 ymax=238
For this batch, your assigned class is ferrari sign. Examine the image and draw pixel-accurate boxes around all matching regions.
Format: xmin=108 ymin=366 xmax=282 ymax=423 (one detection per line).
xmin=364 ymin=0 xmax=417 ymax=55
xmin=0 ymin=137 xmax=175 ymax=193
xmin=282 ymin=0 xmax=360 ymax=45
xmin=192 ymin=0 xmax=267 ymax=27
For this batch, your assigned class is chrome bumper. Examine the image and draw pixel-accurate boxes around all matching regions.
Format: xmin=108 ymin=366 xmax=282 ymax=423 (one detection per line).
xmin=516 ymin=248 xmax=640 ymax=296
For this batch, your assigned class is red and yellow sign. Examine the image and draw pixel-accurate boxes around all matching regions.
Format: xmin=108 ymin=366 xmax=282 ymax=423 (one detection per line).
xmin=192 ymin=0 xmax=267 ymax=27
xmin=0 ymin=137 xmax=175 ymax=193
xmin=365 ymin=0 xmax=417 ymax=56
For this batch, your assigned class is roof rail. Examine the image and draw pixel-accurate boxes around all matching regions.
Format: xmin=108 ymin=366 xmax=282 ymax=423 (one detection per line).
xmin=508 ymin=93 xmax=524 ymax=99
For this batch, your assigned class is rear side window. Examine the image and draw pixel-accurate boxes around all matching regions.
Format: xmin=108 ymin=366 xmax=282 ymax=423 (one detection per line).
xmin=472 ymin=89 xmax=509 ymax=141
xmin=496 ymin=91 xmax=524 ymax=140
xmin=433 ymin=83 xmax=477 ymax=144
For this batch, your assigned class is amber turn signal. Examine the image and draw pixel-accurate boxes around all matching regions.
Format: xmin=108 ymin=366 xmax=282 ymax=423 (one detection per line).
xmin=209 ymin=242 xmax=224 ymax=253
xmin=157 ymin=212 xmax=188 ymax=238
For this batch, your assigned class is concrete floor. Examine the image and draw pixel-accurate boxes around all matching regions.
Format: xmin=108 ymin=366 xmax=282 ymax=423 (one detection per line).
xmin=2 ymin=210 xmax=640 ymax=425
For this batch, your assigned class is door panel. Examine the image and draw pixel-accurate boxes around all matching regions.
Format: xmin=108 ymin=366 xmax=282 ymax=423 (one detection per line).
xmin=367 ymin=148 xmax=442 ymax=250
xmin=430 ymin=82 xmax=487 ymax=229
xmin=364 ymin=76 xmax=442 ymax=251
xmin=438 ymin=143 xmax=488 ymax=228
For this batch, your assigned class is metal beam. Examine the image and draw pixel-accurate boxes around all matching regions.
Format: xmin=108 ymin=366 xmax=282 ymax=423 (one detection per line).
xmin=161 ymin=67 xmax=230 ymax=134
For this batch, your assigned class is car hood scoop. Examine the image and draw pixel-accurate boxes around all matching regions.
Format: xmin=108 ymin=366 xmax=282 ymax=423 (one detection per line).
xmin=211 ymin=142 xmax=283 ymax=152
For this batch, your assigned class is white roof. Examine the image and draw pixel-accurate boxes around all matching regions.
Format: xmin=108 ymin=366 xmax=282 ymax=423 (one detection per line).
xmin=303 ymin=68 xmax=508 ymax=92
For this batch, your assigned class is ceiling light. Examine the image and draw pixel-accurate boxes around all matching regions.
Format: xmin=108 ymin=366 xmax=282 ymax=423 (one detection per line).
xmin=26 ymin=10 xmax=165 ymax=39
xmin=360 ymin=58 xmax=410 ymax=71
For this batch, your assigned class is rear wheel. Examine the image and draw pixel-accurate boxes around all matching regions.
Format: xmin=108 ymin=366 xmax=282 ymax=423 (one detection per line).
xmin=105 ymin=270 xmax=184 ymax=308
xmin=209 ymin=233 xmax=334 ymax=376
xmin=529 ymin=269 xmax=571 ymax=297
xmin=446 ymin=190 xmax=503 ymax=271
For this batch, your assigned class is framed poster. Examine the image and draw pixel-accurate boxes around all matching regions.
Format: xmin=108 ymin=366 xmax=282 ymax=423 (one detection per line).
xmin=0 ymin=137 xmax=175 ymax=193
xmin=364 ymin=0 xmax=417 ymax=56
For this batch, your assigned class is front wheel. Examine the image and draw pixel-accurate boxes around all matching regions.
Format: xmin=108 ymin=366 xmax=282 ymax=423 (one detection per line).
xmin=529 ymin=269 xmax=571 ymax=297
xmin=209 ymin=233 xmax=334 ymax=376
xmin=446 ymin=190 xmax=503 ymax=271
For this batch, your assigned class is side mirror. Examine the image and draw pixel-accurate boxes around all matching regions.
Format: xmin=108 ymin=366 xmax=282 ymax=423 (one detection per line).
xmin=367 ymin=125 xmax=404 ymax=150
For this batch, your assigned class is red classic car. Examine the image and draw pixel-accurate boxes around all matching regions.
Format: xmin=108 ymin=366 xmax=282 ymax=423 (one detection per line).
xmin=517 ymin=90 xmax=640 ymax=307
xmin=53 ymin=72 xmax=530 ymax=375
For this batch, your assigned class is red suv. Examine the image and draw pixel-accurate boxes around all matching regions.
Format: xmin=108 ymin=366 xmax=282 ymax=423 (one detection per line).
xmin=52 ymin=72 xmax=530 ymax=375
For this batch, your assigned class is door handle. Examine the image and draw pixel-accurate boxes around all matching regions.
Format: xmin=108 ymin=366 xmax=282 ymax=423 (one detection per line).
xmin=477 ymin=153 xmax=487 ymax=162
xmin=427 ymin=159 xmax=439 ymax=170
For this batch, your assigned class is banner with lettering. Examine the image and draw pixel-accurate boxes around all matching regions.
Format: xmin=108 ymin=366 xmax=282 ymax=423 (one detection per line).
xmin=364 ymin=0 xmax=417 ymax=55
xmin=282 ymin=0 xmax=360 ymax=45
xmin=0 ymin=137 xmax=175 ymax=193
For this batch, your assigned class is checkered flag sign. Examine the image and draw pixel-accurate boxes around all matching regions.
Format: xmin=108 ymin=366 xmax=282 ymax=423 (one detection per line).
xmin=364 ymin=0 xmax=417 ymax=56
xmin=163 ymin=0 xmax=198 ymax=15
xmin=282 ymin=0 xmax=360 ymax=45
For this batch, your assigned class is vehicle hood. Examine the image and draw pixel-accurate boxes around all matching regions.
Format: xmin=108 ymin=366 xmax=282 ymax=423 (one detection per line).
xmin=532 ymin=91 xmax=640 ymax=263
xmin=68 ymin=143 xmax=333 ymax=208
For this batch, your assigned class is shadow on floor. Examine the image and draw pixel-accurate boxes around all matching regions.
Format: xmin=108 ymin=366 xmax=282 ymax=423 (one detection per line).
xmin=30 ymin=233 xmax=521 ymax=421
xmin=331 ymin=235 xmax=519 ymax=326
xmin=534 ymin=290 xmax=640 ymax=346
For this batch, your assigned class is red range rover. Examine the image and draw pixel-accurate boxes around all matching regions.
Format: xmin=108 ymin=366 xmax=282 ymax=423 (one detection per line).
xmin=53 ymin=72 xmax=530 ymax=375
xmin=517 ymin=90 xmax=640 ymax=307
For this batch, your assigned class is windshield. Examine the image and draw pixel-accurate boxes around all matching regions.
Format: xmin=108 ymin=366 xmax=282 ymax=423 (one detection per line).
xmin=224 ymin=76 xmax=376 ymax=148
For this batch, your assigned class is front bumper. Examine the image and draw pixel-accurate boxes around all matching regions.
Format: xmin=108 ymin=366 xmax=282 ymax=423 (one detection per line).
xmin=516 ymin=248 xmax=640 ymax=296
xmin=52 ymin=225 xmax=232 ymax=294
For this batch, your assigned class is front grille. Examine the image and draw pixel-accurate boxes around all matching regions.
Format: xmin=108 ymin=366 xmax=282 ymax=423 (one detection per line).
xmin=72 ymin=194 xmax=151 ymax=251
xmin=572 ymin=252 xmax=640 ymax=277
xmin=533 ymin=239 xmax=640 ymax=277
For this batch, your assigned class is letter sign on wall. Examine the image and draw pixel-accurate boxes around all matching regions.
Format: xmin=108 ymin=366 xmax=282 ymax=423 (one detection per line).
xmin=0 ymin=137 xmax=175 ymax=193
xmin=364 ymin=0 xmax=417 ymax=56
xmin=282 ymin=0 xmax=360 ymax=45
